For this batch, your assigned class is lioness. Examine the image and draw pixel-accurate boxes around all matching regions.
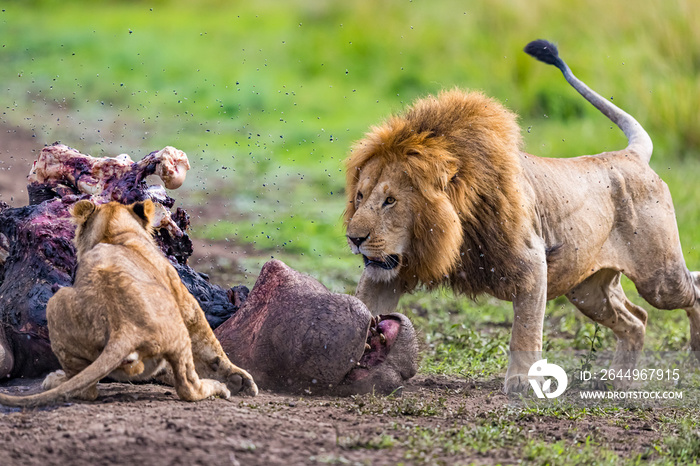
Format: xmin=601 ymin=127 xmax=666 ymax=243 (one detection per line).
xmin=344 ymin=39 xmax=700 ymax=393
xmin=0 ymin=199 xmax=257 ymax=407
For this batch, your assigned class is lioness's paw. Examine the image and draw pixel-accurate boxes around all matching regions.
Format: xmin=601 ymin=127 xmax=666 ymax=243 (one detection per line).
xmin=242 ymin=377 xmax=259 ymax=397
xmin=204 ymin=379 xmax=231 ymax=400
xmin=42 ymin=370 xmax=68 ymax=390
xmin=225 ymin=371 xmax=258 ymax=397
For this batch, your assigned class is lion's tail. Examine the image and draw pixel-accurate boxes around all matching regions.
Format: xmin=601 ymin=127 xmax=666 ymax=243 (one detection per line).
xmin=524 ymin=39 xmax=653 ymax=163
xmin=0 ymin=339 xmax=133 ymax=408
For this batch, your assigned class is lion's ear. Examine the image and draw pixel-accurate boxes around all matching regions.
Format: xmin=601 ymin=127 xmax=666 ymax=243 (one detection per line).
xmin=438 ymin=170 xmax=459 ymax=192
xmin=71 ymin=200 xmax=96 ymax=225
xmin=131 ymin=199 xmax=155 ymax=226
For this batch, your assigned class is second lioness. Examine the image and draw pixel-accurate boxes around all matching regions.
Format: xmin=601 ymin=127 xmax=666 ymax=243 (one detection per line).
xmin=0 ymin=199 xmax=257 ymax=407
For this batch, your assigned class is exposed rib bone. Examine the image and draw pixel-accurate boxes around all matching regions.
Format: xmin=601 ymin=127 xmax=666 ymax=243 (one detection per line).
xmin=27 ymin=143 xmax=190 ymax=235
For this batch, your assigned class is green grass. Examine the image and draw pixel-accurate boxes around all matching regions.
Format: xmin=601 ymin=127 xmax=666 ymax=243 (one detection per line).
xmin=657 ymin=413 xmax=700 ymax=463
xmin=339 ymin=418 xmax=526 ymax=463
xmin=516 ymin=399 xmax=626 ymax=421
xmin=336 ymin=393 xmax=700 ymax=464
xmin=338 ymin=406 xmax=632 ymax=464
xmin=3 ymin=0 xmax=700 ymax=162
xmin=397 ymin=423 xmax=522 ymax=462
xmin=522 ymin=438 xmax=624 ymax=466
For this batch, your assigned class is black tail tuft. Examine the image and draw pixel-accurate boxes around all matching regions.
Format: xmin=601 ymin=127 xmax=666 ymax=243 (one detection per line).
xmin=524 ymin=39 xmax=561 ymax=66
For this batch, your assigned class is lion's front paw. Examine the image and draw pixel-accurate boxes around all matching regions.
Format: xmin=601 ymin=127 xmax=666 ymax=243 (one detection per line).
xmin=42 ymin=370 xmax=68 ymax=390
xmin=503 ymin=374 xmax=531 ymax=395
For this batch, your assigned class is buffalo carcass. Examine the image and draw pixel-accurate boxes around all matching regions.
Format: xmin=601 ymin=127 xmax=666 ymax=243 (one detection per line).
xmin=0 ymin=144 xmax=418 ymax=395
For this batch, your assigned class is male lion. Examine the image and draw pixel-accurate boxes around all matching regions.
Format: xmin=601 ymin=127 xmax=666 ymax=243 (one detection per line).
xmin=344 ymin=39 xmax=700 ymax=393
xmin=0 ymin=199 xmax=258 ymax=407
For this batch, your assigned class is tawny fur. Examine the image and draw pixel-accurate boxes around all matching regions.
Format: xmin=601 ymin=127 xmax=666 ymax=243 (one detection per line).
xmin=0 ymin=200 xmax=258 ymax=407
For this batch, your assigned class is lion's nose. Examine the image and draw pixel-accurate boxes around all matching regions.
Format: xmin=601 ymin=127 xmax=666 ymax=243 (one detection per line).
xmin=348 ymin=234 xmax=369 ymax=247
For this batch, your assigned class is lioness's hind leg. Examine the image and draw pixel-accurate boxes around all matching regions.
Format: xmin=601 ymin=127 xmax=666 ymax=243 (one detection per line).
xmin=167 ymin=346 xmax=231 ymax=402
xmin=42 ymin=370 xmax=68 ymax=390
xmin=184 ymin=297 xmax=258 ymax=397
xmin=42 ymin=369 xmax=99 ymax=400
xmin=567 ymin=270 xmax=646 ymax=388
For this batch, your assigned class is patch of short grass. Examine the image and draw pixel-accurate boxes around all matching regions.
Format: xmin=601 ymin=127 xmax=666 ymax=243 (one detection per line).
xmin=655 ymin=412 xmax=700 ymax=464
xmin=418 ymin=322 xmax=509 ymax=378
xmin=521 ymin=437 xmax=623 ymax=466
xmin=337 ymin=433 xmax=396 ymax=451
xmin=398 ymin=423 xmax=524 ymax=462
xmin=342 ymin=420 xmax=526 ymax=464
xmin=347 ymin=392 xmax=453 ymax=418
xmin=397 ymin=292 xmax=510 ymax=378
xmin=515 ymin=399 xmax=627 ymax=421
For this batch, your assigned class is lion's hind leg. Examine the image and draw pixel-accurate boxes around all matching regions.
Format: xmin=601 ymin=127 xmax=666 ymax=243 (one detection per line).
xmin=631 ymin=264 xmax=700 ymax=363
xmin=567 ymin=269 xmax=647 ymax=388
xmin=684 ymin=272 xmax=700 ymax=361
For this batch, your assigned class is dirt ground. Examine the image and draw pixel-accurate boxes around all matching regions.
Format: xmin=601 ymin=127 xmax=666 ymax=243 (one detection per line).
xmin=0 ymin=127 xmax=668 ymax=465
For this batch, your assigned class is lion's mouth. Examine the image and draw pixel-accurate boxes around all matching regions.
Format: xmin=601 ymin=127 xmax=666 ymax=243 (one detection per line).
xmin=363 ymin=255 xmax=400 ymax=270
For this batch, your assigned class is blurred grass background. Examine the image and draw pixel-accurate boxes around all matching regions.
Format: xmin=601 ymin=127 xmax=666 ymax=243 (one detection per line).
xmin=2 ymin=0 xmax=700 ymax=373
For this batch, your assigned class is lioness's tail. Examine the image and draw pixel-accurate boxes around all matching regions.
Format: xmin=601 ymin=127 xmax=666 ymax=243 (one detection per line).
xmin=0 ymin=339 xmax=132 ymax=408
xmin=524 ymin=39 xmax=653 ymax=163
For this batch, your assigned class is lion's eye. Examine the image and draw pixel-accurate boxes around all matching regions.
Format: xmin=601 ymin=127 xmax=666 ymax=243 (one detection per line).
xmin=383 ymin=196 xmax=396 ymax=206
xmin=356 ymin=191 xmax=363 ymax=203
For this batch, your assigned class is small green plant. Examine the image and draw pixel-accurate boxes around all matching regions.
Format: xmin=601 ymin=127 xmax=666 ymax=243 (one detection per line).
xmin=569 ymin=323 xmax=603 ymax=389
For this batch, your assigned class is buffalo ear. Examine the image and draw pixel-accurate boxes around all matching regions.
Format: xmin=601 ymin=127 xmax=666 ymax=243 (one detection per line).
xmin=71 ymin=200 xmax=96 ymax=225
xmin=131 ymin=199 xmax=155 ymax=226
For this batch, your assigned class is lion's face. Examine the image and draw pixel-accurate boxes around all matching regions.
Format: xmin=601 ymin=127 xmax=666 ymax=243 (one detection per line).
xmin=345 ymin=150 xmax=464 ymax=287
xmin=345 ymin=158 xmax=416 ymax=282
xmin=344 ymin=89 xmax=526 ymax=292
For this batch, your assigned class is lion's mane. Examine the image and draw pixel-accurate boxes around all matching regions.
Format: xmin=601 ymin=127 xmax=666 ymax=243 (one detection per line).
xmin=344 ymin=89 xmax=533 ymax=297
